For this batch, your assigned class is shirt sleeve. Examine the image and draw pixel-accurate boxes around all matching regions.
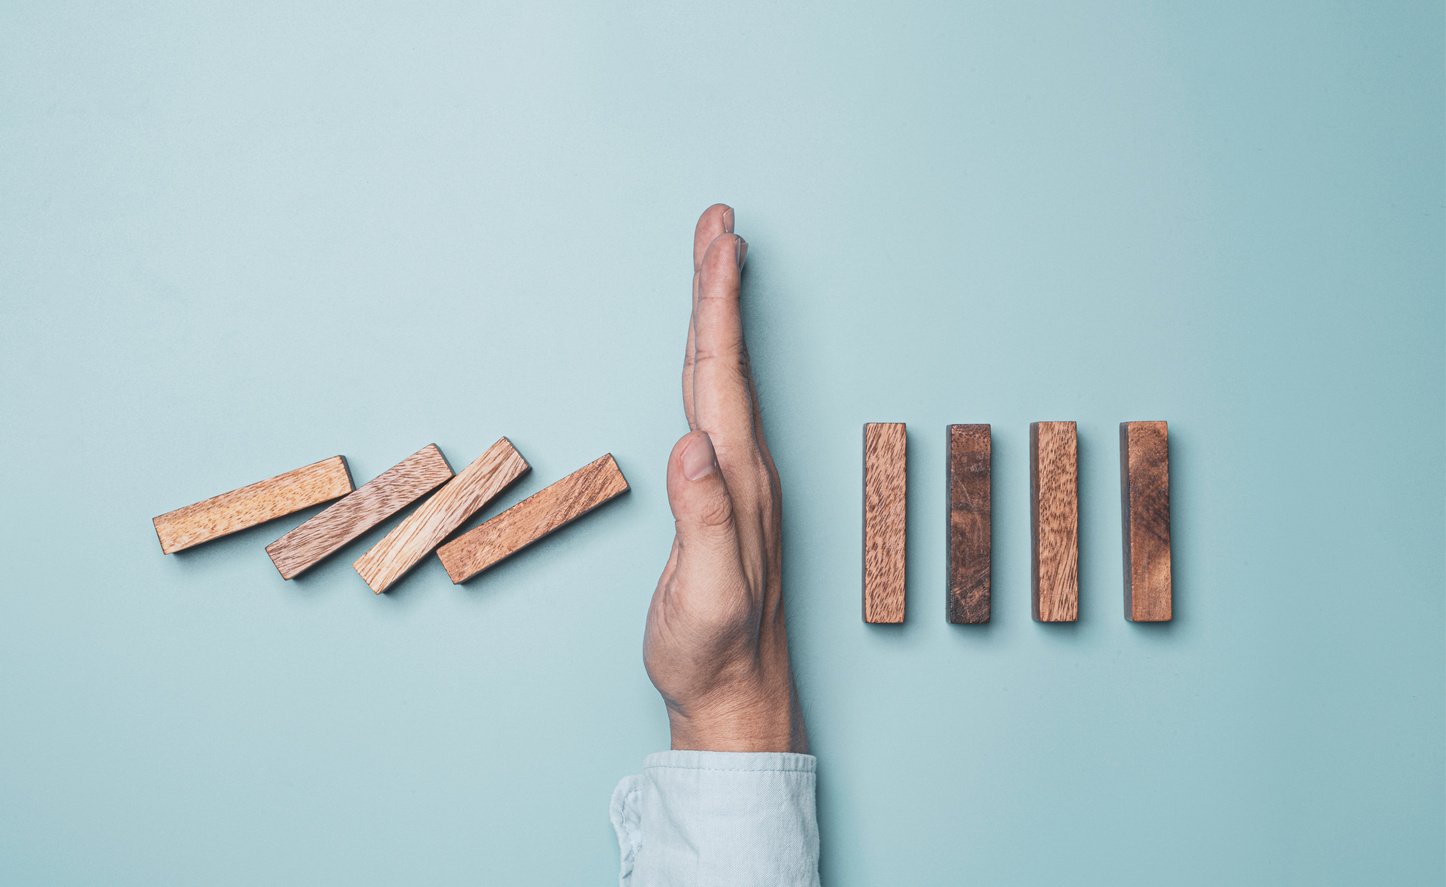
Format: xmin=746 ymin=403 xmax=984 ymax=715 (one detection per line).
xmin=610 ymin=750 xmax=821 ymax=887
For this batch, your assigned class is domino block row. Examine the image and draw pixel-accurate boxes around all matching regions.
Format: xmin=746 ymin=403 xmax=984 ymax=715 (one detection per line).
xmin=152 ymin=439 xmax=629 ymax=592
xmin=862 ymin=421 xmax=1171 ymax=624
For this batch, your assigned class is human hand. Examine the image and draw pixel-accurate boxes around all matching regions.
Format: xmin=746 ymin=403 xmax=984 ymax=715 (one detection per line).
xmin=643 ymin=204 xmax=807 ymax=754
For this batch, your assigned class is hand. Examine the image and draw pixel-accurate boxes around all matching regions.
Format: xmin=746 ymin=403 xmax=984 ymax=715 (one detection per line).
xmin=643 ymin=204 xmax=807 ymax=754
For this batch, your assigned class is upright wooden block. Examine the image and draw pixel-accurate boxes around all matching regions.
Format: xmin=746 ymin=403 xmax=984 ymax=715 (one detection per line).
xmin=152 ymin=456 xmax=353 ymax=554
xmin=265 ymin=444 xmax=455 ymax=579
xmin=1121 ymin=421 xmax=1172 ymax=622
xmin=353 ymin=438 xmax=529 ymax=594
xmin=863 ymin=422 xmax=907 ymax=624
xmin=947 ymin=424 xmax=991 ymax=624
xmin=437 ymin=454 xmax=629 ymax=583
xmin=1030 ymin=421 xmax=1079 ymax=622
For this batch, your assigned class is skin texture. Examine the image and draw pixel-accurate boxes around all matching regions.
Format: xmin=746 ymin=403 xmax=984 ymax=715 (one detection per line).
xmin=643 ymin=204 xmax=808 ymax=754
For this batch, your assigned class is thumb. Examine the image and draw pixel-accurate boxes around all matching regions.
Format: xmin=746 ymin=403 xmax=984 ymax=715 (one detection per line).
xmin=667 ymin=430 xmax=738 ymax=556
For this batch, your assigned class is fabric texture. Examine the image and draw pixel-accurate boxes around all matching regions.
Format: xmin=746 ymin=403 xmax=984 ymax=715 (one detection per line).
xmin=610 ymin=750 xmax=821 ymax=886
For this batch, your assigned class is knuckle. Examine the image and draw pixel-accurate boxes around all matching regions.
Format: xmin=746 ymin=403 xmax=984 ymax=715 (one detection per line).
xmin=696 ymin=493 xmax=734 ymax=529
xmin=741 ymin=450 xmax=774 ymax=487
xmin=692 ymin=348 xmax=751 ymax=383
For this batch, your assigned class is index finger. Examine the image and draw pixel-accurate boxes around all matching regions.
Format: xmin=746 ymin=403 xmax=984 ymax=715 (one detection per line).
xmin=692 ymin=231 xmax=756 ymax=462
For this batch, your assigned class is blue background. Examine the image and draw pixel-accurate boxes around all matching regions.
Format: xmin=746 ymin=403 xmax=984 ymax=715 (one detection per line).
xmin=2 ymin=3 xmax=1442 ymax=884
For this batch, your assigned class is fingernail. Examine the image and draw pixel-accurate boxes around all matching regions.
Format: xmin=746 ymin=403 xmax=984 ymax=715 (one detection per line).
xmin=721 ymin=206 xmax=735 ymax=233
xmin=735 ymin=236 xmax=748 ymax=270
xmin=682 ymin=433 xmax=718 ymax=481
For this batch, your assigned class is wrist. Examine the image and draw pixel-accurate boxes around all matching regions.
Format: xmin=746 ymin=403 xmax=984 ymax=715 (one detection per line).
xmin=667 ymin=683 xmax=808 ymax=754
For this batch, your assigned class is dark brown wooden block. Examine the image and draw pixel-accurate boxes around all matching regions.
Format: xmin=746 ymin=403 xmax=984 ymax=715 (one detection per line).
xmin=947 ymin=424 xmax=991 ymax=624
xmin=863 ymin=422 xmax=907 ymax=623
xmin=265 ymin=444 xmax=454 ymax=579
xmin=1030 ymin=421 xmax=1079 ymax=622
xmin=1120 ymin=421 xmax=1172 ymax=621
xmin=436 ymin=453 xmax=629 ymax=583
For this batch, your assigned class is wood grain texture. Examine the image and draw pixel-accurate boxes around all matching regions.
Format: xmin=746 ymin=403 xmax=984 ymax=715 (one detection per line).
xmin=1121 ymin=421 xmax=1172 ymax=621
xmin=1030 ymin=421 xmax=1079 ymax=622
xmin=265 ymin=444 xmax=454 ymax=580
xmin=947 ymin=424 xmax=991 ymax=624
xmin=436 ymin=453 xmax=629 ymax=583
xmin=353 ymin=438 xmax=529 ymax=594
xmin=153 ymin=456 xmax=353 ymax=554
xmin=863 ymin=422 xmax=907 ymax=623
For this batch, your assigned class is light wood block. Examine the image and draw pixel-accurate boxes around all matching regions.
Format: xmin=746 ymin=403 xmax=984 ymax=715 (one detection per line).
xmin=354 ymin=438 xmax=529 ymax=594
xmin=437 ymin=454 xmax=629 ymax=583
xmin=947 ymin=424 xmax=991 ymax=624
xmin=265 ymin=444 xmax=454 ymax=580
xmin=1031 ymin=421 xmax=1079 ymax=622
xmin=863 ymin=422 xmax=907 ymax=624
xmin=1121 ymin=421 xmax=1172 ymax=622
xmin=153 ymin=456 xmax=353 ymax=554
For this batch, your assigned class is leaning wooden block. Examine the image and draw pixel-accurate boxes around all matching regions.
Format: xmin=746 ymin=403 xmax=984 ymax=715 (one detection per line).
xmin=1120 ymin=421 xmax=1172 ymax=622
xmin=1030 ymin=421 xmax=1079 ymax=622
xmin=947 ymin=424 xmax=991 ymax=624
xmin=353 ymin=438 xmax=529 ymax=594
xmin=265 ymin=444 xmax=454 ymax=579
xmin=437 ymin=454 xmax=629 ymax=583
xmin=153 ymin=456 xmax=353 ymax=554
xmin=863 ymin=422 xmax=907 ymax=624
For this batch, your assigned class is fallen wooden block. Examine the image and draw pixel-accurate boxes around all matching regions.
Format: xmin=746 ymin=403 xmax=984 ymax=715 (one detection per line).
xmin=153 ymin=456 xmax=353 ymax=554
xmin=947 ymin=424 xmax=991 ymax=624
xmin=437 ymin=453 xmax=629 ymax=583
xmin=863 ymin=422 xmax=907 ymax=624
xmin=354 ymin=438 xmax=529 ymax=594
xmin=1030 ymin=421 xmax=1079 ymax=622
xmin=1120 ymin=421 xmax=1172 ymax=621
xmin=265 ymin=444 xmax=454 ymax=580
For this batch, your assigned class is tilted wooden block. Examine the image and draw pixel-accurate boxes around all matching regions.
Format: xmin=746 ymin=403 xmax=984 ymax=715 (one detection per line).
xmin=265 ymin=444 xmax=455 ymax=580
xmin=1121 ymin=421 xmax=1172 ymax=622
xmin=437 ymin=453 xmax=629 ymax=583
xmin=1030 ymin=421 xmax=1079 ymax=622
xmin=947 ymin=424 xmax=991 ymax=624
xmin=353 ymin=438 xmax=529 ymax=594
xmin=153 ymin=456 xmax=353 ymax=554
xmin=863 ymin=422 xmax=907 ymax=624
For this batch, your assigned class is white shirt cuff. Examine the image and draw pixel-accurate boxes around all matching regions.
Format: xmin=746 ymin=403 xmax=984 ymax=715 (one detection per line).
xmin=611 ymin=750 xmax=821 ymax=886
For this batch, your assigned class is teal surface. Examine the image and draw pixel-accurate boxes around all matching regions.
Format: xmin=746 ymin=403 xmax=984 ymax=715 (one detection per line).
xmin=2 ymin=3 xmax=1442 ymax=885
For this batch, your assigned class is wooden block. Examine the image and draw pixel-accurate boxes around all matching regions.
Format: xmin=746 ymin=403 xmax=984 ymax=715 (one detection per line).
xmin=1121 ymin=421 xmax=1172 ymax=621
xmin=863 ymin=422 xmax=907 ymax=623
xmin=1030 ymin=421 xmax=1079 ymax=622
xmin=437 ymin=454 xmax=629 ymax=583
xmin=153 ymin=456 xmax=353 ymax=554
xmin=947 ymin=424 xmax=991 ymax=624
xmin=353 ymin=438 xmax=529 ymax=594
xmin=265 ymin=444 xmax=455 ymax=580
